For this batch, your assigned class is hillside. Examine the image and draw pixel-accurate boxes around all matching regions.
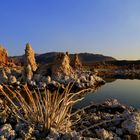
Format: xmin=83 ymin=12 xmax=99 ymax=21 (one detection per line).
xmin=10 ymin=52 xmax=116 ymax=65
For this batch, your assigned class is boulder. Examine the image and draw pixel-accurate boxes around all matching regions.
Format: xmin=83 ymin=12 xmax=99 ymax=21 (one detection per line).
xmin=38 ymin=82 xmax=46 ymax=89
xmin=46 ymin=76 xmax=51 ymax=84
xmin=122 ymin=112 xmax=140 ymax=135
xmin=8 ymin=75 xmax=17 ymax=84
xmin=95 ymin=128 xmax=113 ymax=139
xmin=47 ymin=128 xmax=59 ymax=139
xmin=0 ymin=124 xmax=15 ymax=139
xmin=116 ymin=128 xmax=123 ymax=136
xmin=103 ymin=99 xmax=122 ymax=108
xmin=41 ymin=76 xmax=51 ymax=84
xmin=15 ymin=123 xmax=34 ymax=139
xmin=28 ymin=80 xmax=36 ymax=87
xmin=93 ymin=75 xmax=105 ymax=83
xmin=80 ymin=75 xmax=87 ymax=82
xmin=3 ymin=67 xmax=11 ymax=76
xmin=10 ymin=68 xmax=22 ymax=78
xmin=0 ymin=69 xmax=8 ymax=83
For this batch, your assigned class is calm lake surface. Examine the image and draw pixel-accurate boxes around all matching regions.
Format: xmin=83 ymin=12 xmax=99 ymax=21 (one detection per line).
xmin=75 ymin=79 xmax=140 ymax=109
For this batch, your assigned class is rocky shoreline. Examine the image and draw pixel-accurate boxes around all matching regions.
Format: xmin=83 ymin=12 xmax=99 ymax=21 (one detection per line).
xmin=0 ymin=44 xmax=105 ymax=92
xmin=0 ymin=44 xmax=139 ymax=140
xmin=72 ymin=99 xmax=140 ymax=140
xmin=0 ymin=98 xmax=140 ymax=140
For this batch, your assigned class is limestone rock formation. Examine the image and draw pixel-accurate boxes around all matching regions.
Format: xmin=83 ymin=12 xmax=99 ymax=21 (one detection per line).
xmin=71 ymin=54 xmax=82 ymax=69
xmin=23 ymin=64 xmax=33 ymax=82
xmin=23 ymin=43 xmax=37 ymax=82
xmin=0 ymin=46 xmax=18 ymax=67
xmin=25 ymin=43 xmax=37 ymax=72
xmin=52 ymin=52 xmax=73 ymax=79
xmin=0 ymin=45 xmax=8 ymax=65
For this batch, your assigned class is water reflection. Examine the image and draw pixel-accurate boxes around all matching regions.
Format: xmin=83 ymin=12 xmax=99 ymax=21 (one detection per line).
xmin=75 ymin=79 xmax=140 ymax=109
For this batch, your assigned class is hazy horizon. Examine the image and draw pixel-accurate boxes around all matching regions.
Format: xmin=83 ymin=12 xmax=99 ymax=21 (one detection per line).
xmin=1 ymin=0 xmax=140 ymax=60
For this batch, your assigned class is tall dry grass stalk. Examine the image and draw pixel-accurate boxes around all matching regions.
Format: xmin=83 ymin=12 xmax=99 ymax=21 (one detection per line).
xmin=0 ymin=84 xmax=91 ymax=132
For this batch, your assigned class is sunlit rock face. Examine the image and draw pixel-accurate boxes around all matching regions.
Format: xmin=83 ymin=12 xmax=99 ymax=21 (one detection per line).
xmin=23 ymin=43 xmax=37 ymax=81
xmin=0 ymin=45 xmax=8 ymax=65
xmin=52 ymin=52 xmax=73 ymax=79
xmin=71 ymin=53 xmax=82 ymax=69
xmin=23 ymin=64 xmax=33 ymax=81
xmin=25 ymin=43 xmax=37 ymax=72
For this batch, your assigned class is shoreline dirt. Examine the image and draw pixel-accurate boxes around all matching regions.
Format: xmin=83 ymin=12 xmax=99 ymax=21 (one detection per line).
xmin=0 ymin=98 xmax=140 ymax=140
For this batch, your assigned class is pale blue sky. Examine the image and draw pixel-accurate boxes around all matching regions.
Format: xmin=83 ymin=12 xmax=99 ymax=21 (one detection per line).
xmin=0 ymin=0 xmax=140 ymax=60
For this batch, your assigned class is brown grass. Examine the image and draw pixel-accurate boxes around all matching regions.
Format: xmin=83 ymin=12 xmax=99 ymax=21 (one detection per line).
xmin=0 ymin=84 xmax=91 ymax=133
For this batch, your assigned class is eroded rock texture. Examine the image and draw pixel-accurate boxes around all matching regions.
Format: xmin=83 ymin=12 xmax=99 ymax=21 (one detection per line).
xmin=0 ymin=45 xmax=8 ymax=65
xmin=52 ymin=52 xmax=73 ymax=79
xmin=25 ymin=43 xmax=37 ymax=72
xmin=23 ymin=43 xmax=37 ymax=81
xmin=71 ymin=53 xmax=82 ymax=69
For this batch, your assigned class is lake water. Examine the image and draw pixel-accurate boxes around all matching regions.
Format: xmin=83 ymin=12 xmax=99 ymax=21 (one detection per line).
xmin=75 ymin=79 xmax=140 ymax=109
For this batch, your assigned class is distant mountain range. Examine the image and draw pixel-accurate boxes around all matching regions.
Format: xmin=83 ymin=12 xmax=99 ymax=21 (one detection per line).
xmin=10 ymin=52 xmax=116 ymax=65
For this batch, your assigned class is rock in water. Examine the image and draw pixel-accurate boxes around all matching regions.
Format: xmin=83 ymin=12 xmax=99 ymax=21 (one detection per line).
xmin=25 ymin=43 xmax=37 ymax=72
xmin=52 ymin=52 xmax=73 ymax=79
xmin=0 ymin=45 xmax=8 ymax=65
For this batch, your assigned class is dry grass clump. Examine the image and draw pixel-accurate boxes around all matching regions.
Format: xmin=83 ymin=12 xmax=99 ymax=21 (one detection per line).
xmin=0 ymin=84 xmax=90 ymax=133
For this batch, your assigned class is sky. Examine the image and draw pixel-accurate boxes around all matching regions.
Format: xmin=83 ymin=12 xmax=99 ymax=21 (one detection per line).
xmin=0 ymin=0 xmax=140 ymax=60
